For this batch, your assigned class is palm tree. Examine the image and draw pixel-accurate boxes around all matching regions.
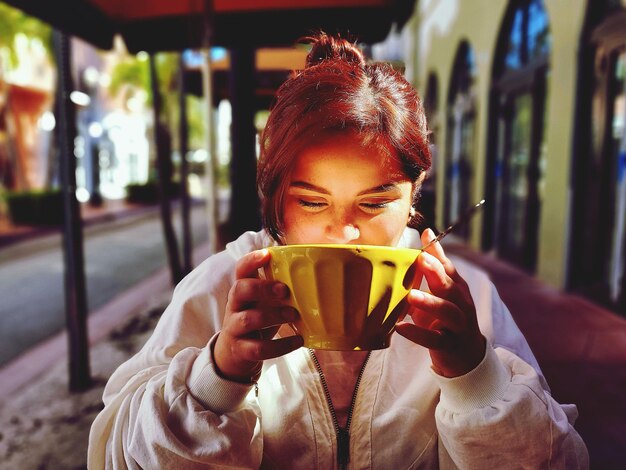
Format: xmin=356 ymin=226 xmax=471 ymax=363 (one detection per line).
xmin=109 ymin=51 xmax=200 ymax=283
xmin=0 ymin=3 xmax=52 ymax=68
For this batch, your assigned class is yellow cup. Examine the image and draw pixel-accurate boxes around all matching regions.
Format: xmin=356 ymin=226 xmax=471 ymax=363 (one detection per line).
xmin=264 ymin=244 xmax=421 ymax=350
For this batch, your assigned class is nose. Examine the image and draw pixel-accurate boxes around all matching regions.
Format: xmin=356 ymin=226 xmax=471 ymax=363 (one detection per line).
xmin=326 ymin=210 xmax=360 ymax=244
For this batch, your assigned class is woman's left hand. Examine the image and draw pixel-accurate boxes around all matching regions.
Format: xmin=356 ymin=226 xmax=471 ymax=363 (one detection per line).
xmin=395 ymin=228 xmax=486 ymax=378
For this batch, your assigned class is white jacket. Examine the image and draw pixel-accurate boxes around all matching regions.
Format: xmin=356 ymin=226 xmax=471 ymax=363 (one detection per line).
xmin=88 ymin=229 xmax=589 ymax=469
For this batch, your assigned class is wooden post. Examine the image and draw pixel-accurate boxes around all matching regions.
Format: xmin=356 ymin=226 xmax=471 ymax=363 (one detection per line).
xmin=149 ymin=54 xmax=183 ymax=285
xmin=53 ymin=30 xmax=91 ymax=392
xmin=179 ymin=55 xmax=193 ymax=275
xmin=228 ymin=46 xmax=260 ymax=239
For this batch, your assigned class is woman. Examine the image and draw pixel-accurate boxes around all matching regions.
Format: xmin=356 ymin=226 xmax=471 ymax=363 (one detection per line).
xmin=88 ymin=33 xmax=588 ymax=469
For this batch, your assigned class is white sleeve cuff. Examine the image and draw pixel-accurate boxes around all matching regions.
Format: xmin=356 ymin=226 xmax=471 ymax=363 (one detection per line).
xmin=187 ymin=334 xmax=255 ymax=414
xmin=433 ymin=344 xmax=511 ymax=414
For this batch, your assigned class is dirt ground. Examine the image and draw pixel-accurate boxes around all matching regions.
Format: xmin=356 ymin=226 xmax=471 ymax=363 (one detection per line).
xmin=0 ymin=303 xmax=165 ymax=470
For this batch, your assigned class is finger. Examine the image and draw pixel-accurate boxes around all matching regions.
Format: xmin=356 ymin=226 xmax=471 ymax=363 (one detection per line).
xmin=417 ymin=252 xmax=473 ymax=311
xmin=406 ymin=289 xmax=462 ymax=329
xmin=235 ymin=249 xmax=271 ymax=279
xmin=421 ymin=228 xmax=462 ymax=282
xmin=235 ymin=335 xmax=304 ymax=362
xmin=228 ymin=306 xmax=299 ymax=337
xmin=418 ymin=251 xmax=454 ymax=295
xmin=421 ymin=228 xmax=437 ymax=255
xmin=228 ymin=278 xmax=290 ymax=311
xmin=395 ymin=322 xmax=450 ymax=350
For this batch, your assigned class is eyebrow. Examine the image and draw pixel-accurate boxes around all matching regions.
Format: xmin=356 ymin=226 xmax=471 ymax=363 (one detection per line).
xmin=289 ymin=181 xmax=401 ymax=196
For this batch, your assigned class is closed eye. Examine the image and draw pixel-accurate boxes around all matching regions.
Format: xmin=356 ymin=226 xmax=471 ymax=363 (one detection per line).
xmin=360 ymin=201 xmax=391 ymax=210
xmin=298 ymin=199 xmax=327 ymax=208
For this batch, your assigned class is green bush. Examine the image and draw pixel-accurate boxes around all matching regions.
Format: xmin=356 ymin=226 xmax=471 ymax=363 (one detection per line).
xmin=126 ymin=180 xmax=181 ymax=204
xmin=126 ymin=181 xmax=158 ymax=204
xmin=6 ymin=189 xmax=64 ymax=226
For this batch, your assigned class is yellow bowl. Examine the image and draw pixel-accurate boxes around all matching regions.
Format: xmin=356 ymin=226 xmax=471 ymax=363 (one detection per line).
xmin=264 ymin=244 xmax=421 ymax=350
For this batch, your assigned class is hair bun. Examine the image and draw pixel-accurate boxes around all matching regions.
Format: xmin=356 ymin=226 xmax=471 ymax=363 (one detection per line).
xmin=303 ymin=32 xmax=365 ymax=68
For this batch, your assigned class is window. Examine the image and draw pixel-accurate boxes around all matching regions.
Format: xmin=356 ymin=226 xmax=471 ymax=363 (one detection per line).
xmin=484 ymin=0 xmax=550 ymax=272
xmin=569 ymin=1 xmax=626 ymax=314
xmin=421 ymin=73 xmax=439 ymax=230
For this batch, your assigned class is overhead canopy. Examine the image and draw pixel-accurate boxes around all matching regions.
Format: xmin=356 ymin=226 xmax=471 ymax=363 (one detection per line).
xmin=185 ymin=48 xmax=306 ymax=106
xmin=5 ymin=0 xmax=415 ymax=52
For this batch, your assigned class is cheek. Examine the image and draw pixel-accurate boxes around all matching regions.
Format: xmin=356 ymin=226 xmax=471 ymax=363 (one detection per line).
xmin=365 ymin=212 xmax=408 ymax=245
xmin=282 ymin=202 xmax=323 ymax=244
xmin=363 ymin=198 xmax=412 ymax=245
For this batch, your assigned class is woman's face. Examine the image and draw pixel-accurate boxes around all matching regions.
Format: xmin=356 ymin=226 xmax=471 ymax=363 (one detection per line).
xmin=282 ymin=133 xmax=414 ymax=246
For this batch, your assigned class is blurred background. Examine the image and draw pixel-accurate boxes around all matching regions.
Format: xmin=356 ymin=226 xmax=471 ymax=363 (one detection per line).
xmin=0 ymin=0 xmax=624 ymax=469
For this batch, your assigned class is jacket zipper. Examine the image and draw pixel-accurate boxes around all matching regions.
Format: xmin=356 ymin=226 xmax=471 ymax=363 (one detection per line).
xmin=309 ymin=349 xmax=372 ymax=470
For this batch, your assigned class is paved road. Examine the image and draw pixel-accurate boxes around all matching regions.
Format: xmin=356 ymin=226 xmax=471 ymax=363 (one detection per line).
xmin=0 ymin=206 xmax=210 ymax=366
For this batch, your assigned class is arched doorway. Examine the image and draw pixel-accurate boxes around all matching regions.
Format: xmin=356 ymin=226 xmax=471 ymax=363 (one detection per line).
xmin=421 ymin=72 xmax=439 ymax=230
xmin=483 ymin=0 xmax=551 ymax=272
xmin=569 ymin=1 xmax=626 ymax=314
xmin=445 ymin=41 xmax=476 ymax=239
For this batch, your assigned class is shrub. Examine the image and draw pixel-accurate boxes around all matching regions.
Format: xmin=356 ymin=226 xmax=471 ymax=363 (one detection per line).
xmin=6 ymin=189 xmax=64 ymax=226
xmin=126 ymin=180 xmax=181 ymax=204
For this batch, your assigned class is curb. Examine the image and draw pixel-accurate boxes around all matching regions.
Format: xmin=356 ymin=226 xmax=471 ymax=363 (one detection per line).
xmin=0 ymin=241 xmax=212 ymax=404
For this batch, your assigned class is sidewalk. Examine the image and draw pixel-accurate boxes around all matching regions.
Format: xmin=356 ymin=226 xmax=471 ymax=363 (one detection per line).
xmin=0 ymin=278 xmax=174 ymax=469
xmin=0 ymin=199 xmax=213 ymax=468
xmin=0 ymin=212 xmax=624 ymax=468
xmin=0 ymin=238 xmax=212 ymax=469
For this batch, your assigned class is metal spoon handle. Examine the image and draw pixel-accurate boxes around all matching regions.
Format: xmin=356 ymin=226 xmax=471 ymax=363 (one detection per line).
xmin=420 ymin=199 xmax=486 ymax=252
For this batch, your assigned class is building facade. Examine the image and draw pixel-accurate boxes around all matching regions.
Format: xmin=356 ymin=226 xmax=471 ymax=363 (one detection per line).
xmin=410 ymin=0 xmax=626 ymax=315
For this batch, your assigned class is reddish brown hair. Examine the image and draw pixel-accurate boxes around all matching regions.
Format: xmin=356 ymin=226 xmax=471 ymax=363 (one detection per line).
xmin=257 ymin=32 xmax=431 ymax=242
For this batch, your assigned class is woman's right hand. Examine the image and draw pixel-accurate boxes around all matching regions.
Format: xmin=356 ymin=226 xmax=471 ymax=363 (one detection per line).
xmin=213 ymin=249 xmax=304 ymax=383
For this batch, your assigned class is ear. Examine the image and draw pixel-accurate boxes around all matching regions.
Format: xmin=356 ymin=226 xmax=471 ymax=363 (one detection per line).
xmin=408 ymin=171 xmax=427 ymax=225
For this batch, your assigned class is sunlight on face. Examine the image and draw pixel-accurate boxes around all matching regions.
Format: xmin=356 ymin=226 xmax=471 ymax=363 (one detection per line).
xmin=282 ymin=133 xmax=413 ymax=246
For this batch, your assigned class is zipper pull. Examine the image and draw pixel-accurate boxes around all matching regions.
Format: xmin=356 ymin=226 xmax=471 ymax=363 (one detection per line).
xmin=337 ymin=426 xmax=350 ymax=467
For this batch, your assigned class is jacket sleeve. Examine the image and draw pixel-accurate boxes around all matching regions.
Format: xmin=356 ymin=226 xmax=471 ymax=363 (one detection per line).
xmin=433 ymin=268 xmax=589 ymax=469
xmin=87 ymin=247 xmax=264 ymax=470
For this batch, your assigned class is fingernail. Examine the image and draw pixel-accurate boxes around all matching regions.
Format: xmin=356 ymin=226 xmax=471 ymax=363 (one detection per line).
xmin=273 ymin=283 xmax=288 ymax=298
